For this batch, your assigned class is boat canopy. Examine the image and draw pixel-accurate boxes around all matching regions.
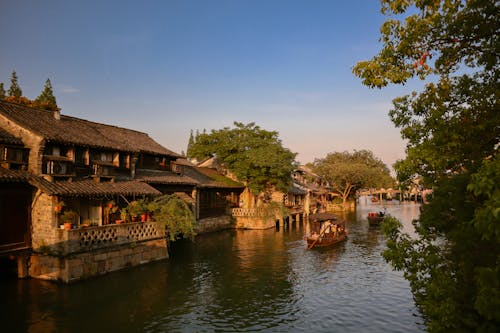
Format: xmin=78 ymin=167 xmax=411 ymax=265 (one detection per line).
xmin=309 ymin=213 xmax=341 ymax=224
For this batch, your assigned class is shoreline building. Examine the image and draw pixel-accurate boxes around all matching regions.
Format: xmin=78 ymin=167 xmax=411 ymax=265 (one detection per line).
xmin=0 ymin=101 xmax=243 ymax=282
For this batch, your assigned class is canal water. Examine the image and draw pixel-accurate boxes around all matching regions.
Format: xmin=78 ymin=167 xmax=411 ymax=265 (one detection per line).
xmin=1 ymin=200 xmax=425 ymax=332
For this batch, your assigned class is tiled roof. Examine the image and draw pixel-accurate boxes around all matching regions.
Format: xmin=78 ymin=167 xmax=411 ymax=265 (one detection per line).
xmin=0 ymin=101 xmax=180 ymax=157
xmin=183 ymin=166 xmax=244 ymax=189
xmin=0 ymin=167 xmax=29 ymax=182
xmin=0 ymin=127 xmax=23 ymax=145
xmin=29 ymin=178 xmax=161 ymax=197
xmin=289 ymin=182 xmax=307 ymax=195
xmin=135 ymin=169 xmax=199 ymax=185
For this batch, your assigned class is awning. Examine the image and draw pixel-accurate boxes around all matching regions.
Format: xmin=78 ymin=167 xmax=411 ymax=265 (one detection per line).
xmin=30 ymin=178 xmax=161 ymax=197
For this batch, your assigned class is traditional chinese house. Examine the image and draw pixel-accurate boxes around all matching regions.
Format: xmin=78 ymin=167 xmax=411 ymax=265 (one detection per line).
xmin=0 ymin=100 xmax=189 ymax=282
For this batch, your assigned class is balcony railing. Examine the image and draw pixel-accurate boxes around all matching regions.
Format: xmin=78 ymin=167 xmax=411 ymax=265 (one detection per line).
xmin=58 ymin=222 xmax=165 ymax=255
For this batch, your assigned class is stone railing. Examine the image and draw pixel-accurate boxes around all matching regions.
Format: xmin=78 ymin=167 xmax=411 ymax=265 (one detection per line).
xmin=231 ymin=208 xmax=269 ymax=217
xmin=58 ymin=222 xmax=165 ymax=255
xmin=231 ymin=207 xmax=304 ymax=217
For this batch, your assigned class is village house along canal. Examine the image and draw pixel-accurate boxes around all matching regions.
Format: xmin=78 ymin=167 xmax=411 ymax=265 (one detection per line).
xmin=1 ymin=200 xmax=424 ymax=333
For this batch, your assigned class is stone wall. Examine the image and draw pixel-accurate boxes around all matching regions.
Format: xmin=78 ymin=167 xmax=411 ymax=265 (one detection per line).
xmin=233 ymin=215 xmax=276 ymax=229
xmin=29 ymin=239 xmax=168 ymax=283
xmin=0 ymin=114 xmax=45 ymax=173
xmin=197 ymin=215 xmax=233 ymax=234
xmin=31 ymin=191 xmax=60 ymax=252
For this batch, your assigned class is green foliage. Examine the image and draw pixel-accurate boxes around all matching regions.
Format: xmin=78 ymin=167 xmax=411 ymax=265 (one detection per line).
xmin=186 ymin=129 xmax=195 ymax=157
xmin=389 ymin=75 xmax=499 ymax=186
xmin=8 ymin=71 xmax=22 ymax=97
xmin=467 ymin=156 xmax=500 ymax=243
xmin=120 ymin=208 xmax=129 ymax=221
xmin=259 ymin=201 xmax=289 ymax=222
xmin=2 ymin=73 xmax=60 ymax=111
xmin=126 ymin=199 xmax=148 ymax=217
xmin=60 ymin=210 xmax=78 ymax=222
xmin=148 ymin=194 xmax=197 ymax=241
xmin=353 ymin=0 xmax=498 ymax=88
xmin=188 ymin=122 xmax=297 ymax=196
xmin=35 ymin=78 xmax=59 ymax=111
xmin=309 ymin=150 xmax=393 ymax=204
xmin=356 ymin=0 xmax=500 ymax=331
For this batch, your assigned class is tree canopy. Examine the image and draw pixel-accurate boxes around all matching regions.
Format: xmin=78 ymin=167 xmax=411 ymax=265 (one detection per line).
xmin=308 ymin=150 xmax=393 ymax=205
xmin=2 ymin=72 xmax=60 ymax=111
xmin=34 ymin=78 xmax=59 ymax=111
xmin=355 ymin=0 xmax=499 ymax=331
xmin=187 ymin=122 xmax=297 ymax=196
xmin=7 ymin=71 xmax=22 ymax=97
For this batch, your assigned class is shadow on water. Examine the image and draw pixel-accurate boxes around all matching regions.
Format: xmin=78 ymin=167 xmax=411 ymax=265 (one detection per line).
xmin=0 ymin=201 xmax=425 ymax=333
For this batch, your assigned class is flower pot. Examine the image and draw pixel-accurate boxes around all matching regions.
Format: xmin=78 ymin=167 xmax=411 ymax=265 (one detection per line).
xmin=63 ymin=222 xmax=72 ymax=230
xmin=141 ymin=213 xmax=147 ymax=222
xmin=116 ymin=220 xmax=124 ymax=225
xmin=131 ymin=216 xmax=139 ymax=222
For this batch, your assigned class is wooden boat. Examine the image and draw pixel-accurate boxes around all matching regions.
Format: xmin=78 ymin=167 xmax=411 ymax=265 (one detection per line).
xmin=305 ymin=213 xmax=347 ymax=250
xmin=367 ymin=211 xmax=385 ymax=225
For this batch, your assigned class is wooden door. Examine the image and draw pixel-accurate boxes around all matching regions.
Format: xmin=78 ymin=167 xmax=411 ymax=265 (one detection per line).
xmin=0 ymin=183 xmax=32 ymax=252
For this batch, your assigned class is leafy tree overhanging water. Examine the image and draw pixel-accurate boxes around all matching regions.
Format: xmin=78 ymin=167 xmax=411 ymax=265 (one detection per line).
xmin=354 ymin=0 xmax=499 ymax=331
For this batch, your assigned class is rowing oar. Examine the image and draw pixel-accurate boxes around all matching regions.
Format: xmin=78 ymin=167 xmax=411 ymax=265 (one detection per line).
xmin=307 ymin=227 xmax=327 ymax=250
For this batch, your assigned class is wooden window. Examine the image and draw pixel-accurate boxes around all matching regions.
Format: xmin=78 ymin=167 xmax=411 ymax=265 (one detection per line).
xmin=119 ymin=153 xmax=130 ymax=169
xmin=75 ymin=147 xmax=89 ymax=165
xmin=113 ymin=152 xmax=119 ymax=167
xmin=101 ymin=152 xmax=113 ymax=162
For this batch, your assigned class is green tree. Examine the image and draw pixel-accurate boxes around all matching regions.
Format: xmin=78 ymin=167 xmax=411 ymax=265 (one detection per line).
xmin=186 ymin=129 xmax=195 ymax=158
xmin=148 ymin=194 xmax=197 ymax=241
xmin=0 ymin=82 xmax=5 ymax=99
xmin=34 ymin=78 xmax=58 ymax=111
xmin=7 ymin=70 xmax=22 ymax=97
xmin=354 ymin=0 xmax=499 ymax=331
xmin=188 ymin=121 xmax=297 ymax=198
xmin=309 ymin=150 xmax=393 ymax=206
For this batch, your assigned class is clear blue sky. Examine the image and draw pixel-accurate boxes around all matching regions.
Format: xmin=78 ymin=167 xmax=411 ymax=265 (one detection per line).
xmin=0 ymin=0 xmax=424 ymax=168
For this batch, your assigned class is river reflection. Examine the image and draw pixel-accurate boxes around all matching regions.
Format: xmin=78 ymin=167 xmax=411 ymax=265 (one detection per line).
xmin=1 ymin=201 xmax=424 ymax=333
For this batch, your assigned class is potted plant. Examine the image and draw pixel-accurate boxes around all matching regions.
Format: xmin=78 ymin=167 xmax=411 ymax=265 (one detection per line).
xmin=127 ymin=200 xmax=147 ymax=222
xmin=116 ymin=208 xmax=128 ymax=224
xmin=60 ymin=210 xmax=78 ymax=230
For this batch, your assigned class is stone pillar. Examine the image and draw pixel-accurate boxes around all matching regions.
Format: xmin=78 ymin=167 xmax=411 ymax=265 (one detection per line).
xmin=17 ymin=255 xmax=29 ymax=278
